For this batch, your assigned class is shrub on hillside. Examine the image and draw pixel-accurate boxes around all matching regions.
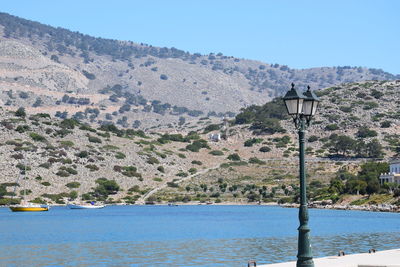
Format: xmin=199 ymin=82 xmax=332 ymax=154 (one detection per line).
xmin=76 ymin=151 xmax=89 ymax=158
xmin=85 ymin=164 xmax=99 ymax=171
xmin=88 ymin=135 xmax=102 ymax=143
xmin=259 ymin=146 xmax=271 ymax=153
xmin=66 ymin=182 xmax=81 ymax=189
xmin=115 ymin=152 xmax=126 ymax=159
xmin=227 ymin=153 xmax=241 ymax=161
xmin=244 ymin=138 xmax=263 ymax=147
xmin=15 ymin=125 xmax=30 ymax=133
xmin=209 ymin=150 xmax=224 ymax=156
xmin=380 ymin=121 xmax=391 ymax=128
xmin=249 ymin=157 xmax=266 ymax=165
xmin=186 ymin=139 xmax=210 ymax=152
xmin=157 ymin=166 xmax=165 ymax=173
xmin=356 ymin=126 xmax=377 ymax=138
xmin=147 ymin=156 xmax=160 ymax=165
xmin=325 ymin=124 xmax=339 ymax=131
xmin=188 ymin=168 xmax=197 ymax=174
xmin=29 ymin=132 xmax=46 ymax=142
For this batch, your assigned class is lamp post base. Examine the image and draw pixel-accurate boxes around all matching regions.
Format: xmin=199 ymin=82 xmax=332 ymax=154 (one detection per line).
xmin=296 ymin=259 xmax=314 ymax=267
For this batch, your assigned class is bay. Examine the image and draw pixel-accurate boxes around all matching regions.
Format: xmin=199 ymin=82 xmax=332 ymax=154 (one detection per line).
xmin=0 ymin=205 xmax=399 ymax=266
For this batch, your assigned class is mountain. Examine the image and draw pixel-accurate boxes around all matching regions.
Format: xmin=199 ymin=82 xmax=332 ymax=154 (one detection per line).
xmin=0 ymin=12 xmax=399 ymax=129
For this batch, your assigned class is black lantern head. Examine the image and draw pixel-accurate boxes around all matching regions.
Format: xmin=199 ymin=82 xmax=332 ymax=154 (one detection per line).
xmin=283 ymin=83 xmax=306 ymax=117
xmin=302 ymin=86 xmax=320 ymax=120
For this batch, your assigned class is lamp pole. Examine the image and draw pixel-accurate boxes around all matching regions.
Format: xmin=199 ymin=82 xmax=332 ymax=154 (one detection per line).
xmin=296 ymin=114 xmax=313 ymax=267
xmin=282 ymin=84 xmax=320 ymax=267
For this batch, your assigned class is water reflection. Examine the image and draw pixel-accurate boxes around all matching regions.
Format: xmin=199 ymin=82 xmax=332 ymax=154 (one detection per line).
xmin=1 ymin=232 xmax=399 ymax=266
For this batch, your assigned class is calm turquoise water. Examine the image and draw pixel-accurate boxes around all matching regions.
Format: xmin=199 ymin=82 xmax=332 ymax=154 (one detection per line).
xmin=0 ymin=205 xmax=399 ymax=266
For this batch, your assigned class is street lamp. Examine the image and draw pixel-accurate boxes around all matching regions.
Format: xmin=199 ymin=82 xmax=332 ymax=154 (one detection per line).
xmin=282 ymin=83 xmax=320 ymax=267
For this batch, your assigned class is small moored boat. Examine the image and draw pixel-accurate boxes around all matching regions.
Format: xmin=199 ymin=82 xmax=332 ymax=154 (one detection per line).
xmin=10 ymin=202 xmax=49 ymax=212
xmin=10 ymin=161 xmax=50 ymax=212
xmin=67 ymin=203 xmax=105 ymax=209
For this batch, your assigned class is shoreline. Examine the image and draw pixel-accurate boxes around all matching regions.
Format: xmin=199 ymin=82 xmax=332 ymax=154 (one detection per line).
xmin=281 ymin=202 xmax=400 ymax=213
xmin=2 ymin=201 xmax=399 ymax=213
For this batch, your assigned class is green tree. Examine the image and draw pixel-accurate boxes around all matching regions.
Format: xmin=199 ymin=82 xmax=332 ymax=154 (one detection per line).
xmin=329 ymin=178 xmax=345 ymax=194
xmin=382 ymin=182 xmax=398 ymax=194
xmin=366 ymin=180 xmax=380 ymax=195
xmin=366 ymin=139 xmax=383 ymax=158
xmin=356 ymin=126 xmax=377 ymax=138
xmin=345 ymin=179 xmax=367 ymax=195
xmin=15 ymin=107 xmax=26 ymax=117
xmin=329 ymin=135 xmax=355 ymax=156
xmin=227 ymin=153 xmax=241 ymax=161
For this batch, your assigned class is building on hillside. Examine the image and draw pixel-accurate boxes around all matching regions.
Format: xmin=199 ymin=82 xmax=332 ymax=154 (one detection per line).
xmin=379 ymin=159 xmax=400 ymax=185
xmin=209 ymin=133 xmax=221 ymax=142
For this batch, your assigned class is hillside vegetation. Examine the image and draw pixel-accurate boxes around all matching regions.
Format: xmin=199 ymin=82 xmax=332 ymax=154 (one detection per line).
xmin=1 ymin=80 xmax=400 ymax=207
xmin=153 ymin=80 xmax=400 ymax=205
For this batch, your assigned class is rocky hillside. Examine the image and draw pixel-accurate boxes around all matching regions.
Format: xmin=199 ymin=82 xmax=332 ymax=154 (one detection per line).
xmin=153 ymin=80 xmax=400 ymax=204
xmin=0 ymin=12 xmax=398 ymax=129
xmin=1 ymin=80 xmax=400 ymax=206
xmin=0 ymin=106 xmax=323 ymax=205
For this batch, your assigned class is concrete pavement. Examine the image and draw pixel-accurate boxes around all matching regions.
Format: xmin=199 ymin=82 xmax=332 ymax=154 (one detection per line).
xmin=259 ymin=248 xmax=400 ymax=267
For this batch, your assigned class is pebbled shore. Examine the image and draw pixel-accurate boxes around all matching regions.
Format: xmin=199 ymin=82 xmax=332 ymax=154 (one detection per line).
xmin=281 ymin=202 xmax=400 ymax=213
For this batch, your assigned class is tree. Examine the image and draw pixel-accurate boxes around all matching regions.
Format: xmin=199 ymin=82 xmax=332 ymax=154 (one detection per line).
xmin=382 ymin=182 xmax=398 ymax=194
xmin=329 ymin=135 xmax=355 ymax=156
xmin=227 ymin=153 xmax=241 ymax=161
xmin=132 ymin=120 xmax=141 ymax=128
xmin=345 ymin=179 xmax=367 ymax=195
xmin=178 ymin=116 xmax=186 ymax=126
xmin=93 ymin=179 xmax=120 ymax=199
xmin=366 ymin=139 xmax=383 ymax=158
xmin=358 ymin=162 xmax=388 ymax=182
xmin=366 ymin=180 xmax=380 ymax=195
xmin=329 ymin=178 xmax=345 ymax=194
xmin=69 ymin=191 xmax=78 ymax=200
xmin=0 ymin=185 xmax=7 ymax=197
xmin=380 ymin=121 xmax=391 ymax=128
xmin=15 ymin=107 xmax=26 ymax=117
xmin=356 ymin=126 xmax=378 ymax=138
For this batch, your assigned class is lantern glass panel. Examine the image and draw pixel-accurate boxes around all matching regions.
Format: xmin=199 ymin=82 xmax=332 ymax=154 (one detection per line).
xmin=285 ymin=99 xmax=303 ymax=115
xmin=302 ymin=100 xmax=313 ymax=116
xmin=311 ymin=101 xmax=319 ymax=116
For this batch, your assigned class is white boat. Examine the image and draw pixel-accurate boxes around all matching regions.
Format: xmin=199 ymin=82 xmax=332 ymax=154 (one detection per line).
xmin=67 ymin=203 xmax=105 ymax=209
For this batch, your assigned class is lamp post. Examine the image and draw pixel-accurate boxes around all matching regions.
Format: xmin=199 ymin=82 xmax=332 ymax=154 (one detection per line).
xmin=282 ymin=83 xmax=320 ymax=267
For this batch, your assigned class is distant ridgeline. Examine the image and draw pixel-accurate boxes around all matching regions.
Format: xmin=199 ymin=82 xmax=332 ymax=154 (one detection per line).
xmin=0 ymin=12 xmax=399 ymax=130
xmin=0 ymin=12 xmax=191 ymax=61
xmin=1 ymin=11 xmax=398 ymax=85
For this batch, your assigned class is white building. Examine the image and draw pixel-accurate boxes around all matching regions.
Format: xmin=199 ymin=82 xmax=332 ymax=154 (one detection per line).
xmin=209 ymin=133 xmax=221 ymax=142
xmin=379 ymin=159 xmax=400 ymax=185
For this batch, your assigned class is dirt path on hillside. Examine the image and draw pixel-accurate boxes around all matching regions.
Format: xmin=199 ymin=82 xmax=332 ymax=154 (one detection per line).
xmin=136 ymin=164 xmax=221 ymax=205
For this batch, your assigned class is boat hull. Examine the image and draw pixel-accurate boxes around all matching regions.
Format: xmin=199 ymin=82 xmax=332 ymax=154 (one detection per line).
xmin=10 ymin=206 xmax=49 ymax=212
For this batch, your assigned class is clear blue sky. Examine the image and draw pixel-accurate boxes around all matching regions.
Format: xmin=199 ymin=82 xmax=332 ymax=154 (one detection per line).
xmin=2 ymin=0 xmax=399 ymax=74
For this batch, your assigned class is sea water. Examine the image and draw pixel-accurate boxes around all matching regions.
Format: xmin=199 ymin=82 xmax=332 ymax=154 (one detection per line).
xmin=0 ymin=205 xmax=399 ymax=266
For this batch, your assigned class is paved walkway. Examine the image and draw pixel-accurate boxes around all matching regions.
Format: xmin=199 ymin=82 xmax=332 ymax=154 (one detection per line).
xmin=259 ymin=248 xmax=400 ymax=267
